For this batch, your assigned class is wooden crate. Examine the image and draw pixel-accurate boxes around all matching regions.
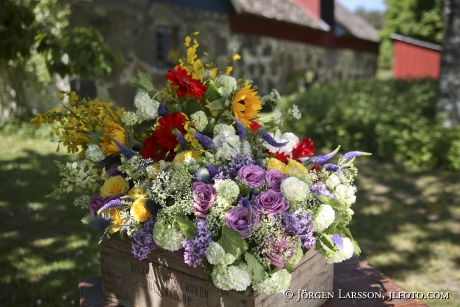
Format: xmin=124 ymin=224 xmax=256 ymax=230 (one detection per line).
xmin=100 ymin=237 xmax=333 ymax=307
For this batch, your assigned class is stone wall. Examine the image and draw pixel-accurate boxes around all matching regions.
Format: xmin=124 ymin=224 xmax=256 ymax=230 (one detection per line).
xmin=70 ymin=1 xmax=377 ymax=108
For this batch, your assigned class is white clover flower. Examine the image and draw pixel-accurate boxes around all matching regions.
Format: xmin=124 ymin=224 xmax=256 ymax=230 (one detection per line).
xmin=253 ymin=269 xmax=291 ymax=294
xmin=85 ymin=144 xmax=106 ymax=162
xmin=288 ymin=104 xmax=302 ymax=120
xmin=215 ymin=75 xmax=237 ymax=98
xmin=313 ymin=204 xmax=335 ymax=232
xmin=280 ymin=177 xmax=310 ymax=203
xmin=215 ymin=179 xmax=240 ymax=207
xmin=205 ymin=242 xmax=236 ymax=265
xmin=335 ymin=184 xmax=357 ymax=206
xmin=326 ymin=237 xmax=354 ymax=263
xmin=134 ymin=90 xmax=160 ymax=120
xmin=190 ymin=111 xmax=208 ymax=132
xmin=214 ymin=123 xmax=236 ymax=137
xmin=121 ymin=111 xmax=140 ymax=126
xmin=227 ymin=263 xmax=251 ymax=291
xmin=153 ymin=221 xmax=184 ymax=251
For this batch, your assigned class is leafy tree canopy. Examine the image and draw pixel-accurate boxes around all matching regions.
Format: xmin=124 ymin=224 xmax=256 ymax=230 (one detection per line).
xmin=384 ymin=0 xmax=444 ymax=43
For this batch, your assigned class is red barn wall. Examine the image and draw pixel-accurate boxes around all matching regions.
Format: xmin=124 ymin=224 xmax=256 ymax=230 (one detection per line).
xmin=394 ymin=41 xmax=440 ymax=79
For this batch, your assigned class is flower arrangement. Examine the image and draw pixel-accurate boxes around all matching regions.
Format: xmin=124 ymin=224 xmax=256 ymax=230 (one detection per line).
xmin=33 ymin=33 xmax=369 ymax=295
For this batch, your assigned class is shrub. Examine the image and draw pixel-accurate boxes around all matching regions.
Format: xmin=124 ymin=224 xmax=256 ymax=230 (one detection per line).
xmin=280 ymin=78 xmax=460 ymax=169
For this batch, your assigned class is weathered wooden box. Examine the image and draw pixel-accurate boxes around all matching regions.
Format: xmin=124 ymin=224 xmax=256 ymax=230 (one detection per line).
xmin=100 ymin=237 xmax=333 ymax=307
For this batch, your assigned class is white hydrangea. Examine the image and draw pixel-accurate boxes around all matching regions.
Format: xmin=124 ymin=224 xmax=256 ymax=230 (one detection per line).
xmin=215 ymin=75 xmax=237 ymax=98
xmin=280 ymin=177 xmax=310 ymax=203
xmin=227 ymin=263 xmax=251 ymax=291
xmin=325 ymin=173 xmax=342 ymax=190
xmin=85 ymin=144 xmax=106 ymax=162
xmin=335 ymin=184 xmax=357 ymax=206
xmin=253 ymin=269 xmax=291 ymax=294
xmin=288 ymin=104 xmax=302 ymax=120
xmin=313 ymin=204 xmax=335 ymax=232
xmin=190 ymin=111 xmax=208 ymax=132
xmin=134 ymin=90 xmax=160 ymax=120
xmin=271 ymin=108 xmax=283 ymax=125
xmin=211 ymin=265 xmax=231 ymax=291
xmin=153 ymin=221 xmax=184 ymax=251
xmin=213 ymin=134 xmax=242 ymax=161
xmin=121 ymin=111 xmax=140 ymax=126
xmin=326 ymin=237 xmax=354 ymax=263
xmin=214 ymin=179 xmax=240 ymax=207
xmin=205 ymin=242 xmax=236 ymax=265
xmin=213 ymin=123 xmax=236 ymax=137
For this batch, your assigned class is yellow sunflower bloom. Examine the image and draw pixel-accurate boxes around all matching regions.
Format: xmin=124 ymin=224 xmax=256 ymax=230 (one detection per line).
xmin=231 ymin=83 xmax=262 ymax=127
xmin=106 ymin=208 xmax=127 ymax=233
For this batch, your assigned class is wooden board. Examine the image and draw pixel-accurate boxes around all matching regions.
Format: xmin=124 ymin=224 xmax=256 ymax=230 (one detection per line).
xmin=100 ymin=237 xmax=333 ymax=307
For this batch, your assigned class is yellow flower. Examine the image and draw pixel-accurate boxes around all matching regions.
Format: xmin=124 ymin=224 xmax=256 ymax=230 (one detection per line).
xmin=100 ymin=121 xmax=127 ymax=156
xmin=285 ymin=159 xmax=309 ymax=177
xmin=100 ymin=175 xmax=129 ymax=197
xmin=173 ymin=150 xmax=203 ymax=163
xmin=267 ymin=158 xmax=287 ymax=174
xmin=231 ymin=83 xmax=262 ymax=127
xmin=106 ymin=208 xmax=127 ymax=233
xmin=131 ymin=200 xmax=151 ymax=223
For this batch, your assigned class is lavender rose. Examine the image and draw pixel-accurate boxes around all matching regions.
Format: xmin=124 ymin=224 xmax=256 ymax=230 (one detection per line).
xmin=225 ymin=206 xmax=253 ymax=238
xmin=265 ymin=168 xmax=287 ymax=192
xmin=192 ymin=182 xmax=217 ymax=217
xmin=237 ymin=164 xmax=266 ymax=188
xmin=263 ymin=232 xmax=296 ymax=268
xmin=253 ymin=189 xmax=289 ymax=217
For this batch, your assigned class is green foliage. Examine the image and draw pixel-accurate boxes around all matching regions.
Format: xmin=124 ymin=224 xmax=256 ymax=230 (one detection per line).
xmin=0 ymin=0 xmax=122 ymax=117
xmin=384 ymin=0 xmax=444 ymax=44
xmin=281 ymin=79 xmax=460 ymax=170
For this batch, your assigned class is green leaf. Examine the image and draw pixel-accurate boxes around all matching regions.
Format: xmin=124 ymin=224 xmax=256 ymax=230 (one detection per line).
xmin=204 ymin=81 xmax=222 ymax=101
xmin=130 ymin=72 xmax=154 ymax=91
xmin=245 ymin=252 xmax=266 ymax=283
xmin=174 ymin=215 xmax=197 ymax=239
xmin=205 ymin=98 xmax=225 ymax=111
xmin=218 ymin=226 xmax=248 ymax=258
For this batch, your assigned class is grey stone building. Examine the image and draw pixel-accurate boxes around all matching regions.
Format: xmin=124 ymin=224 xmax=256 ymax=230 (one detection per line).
xmin=70 ymin=0 xmax=380 ymax=108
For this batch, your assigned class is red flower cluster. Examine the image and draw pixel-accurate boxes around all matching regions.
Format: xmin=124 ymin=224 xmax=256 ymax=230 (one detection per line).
xmin=166 ymin=65 xmax=208 ymax=99
xmin=140 ymin=112 xmax=188 ymax=161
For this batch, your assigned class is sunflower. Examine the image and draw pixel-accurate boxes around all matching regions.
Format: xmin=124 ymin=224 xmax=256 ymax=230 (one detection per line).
xmin=231 ymin=83 xmax=262 ymax=127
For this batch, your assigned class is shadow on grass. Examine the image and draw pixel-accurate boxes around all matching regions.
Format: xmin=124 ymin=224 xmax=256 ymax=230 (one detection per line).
xmin=0 ymin=149 xmax=101 ymax=306
xmin=351 ymin=159 xmax=460 ymax=284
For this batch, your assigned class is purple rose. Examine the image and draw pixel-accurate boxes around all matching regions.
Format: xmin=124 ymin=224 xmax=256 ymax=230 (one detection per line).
xmin=89 ymin=195 xmax=104 ymax=215
xmin=225 ymin=206 xmax=253 ymax=238
xmin=263 ymin=232 xmax=295 ymax=268
xmin=253 ymin=189 xmax=289 ymax=217
xmin=265 ymin=169 xmax=287 ymax=192
xmin=237 ymin=164 xmax=266 ymax=188
xmin=192 ymin=182 xmax=217 ymax=217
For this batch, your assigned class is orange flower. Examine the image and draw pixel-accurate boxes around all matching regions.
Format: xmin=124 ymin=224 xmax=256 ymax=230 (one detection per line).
xmin=231 ymin=84 xmax=262 ymax=127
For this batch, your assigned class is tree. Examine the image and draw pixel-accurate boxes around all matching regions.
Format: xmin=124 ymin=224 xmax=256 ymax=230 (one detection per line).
xmin=437 ymin=0 xmax=460 ymax=127
xmin=379 ymin=0 xmax=444 ymax=69
xmin=0 ymin=0 xmax=122 ymax=119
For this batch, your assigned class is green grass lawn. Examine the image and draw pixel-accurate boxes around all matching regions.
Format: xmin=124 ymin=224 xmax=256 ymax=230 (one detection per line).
xmin=0 ymin=130 xmax=459 ymax=306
